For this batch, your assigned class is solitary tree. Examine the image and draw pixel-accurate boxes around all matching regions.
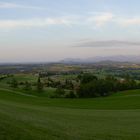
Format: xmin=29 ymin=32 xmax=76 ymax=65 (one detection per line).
xmin=24 ymin=81 xmax=32 ymax=91
xmin=10 ymin=78 xmax=18 ymax=88
xmin=37 ymin=77 xmax=44 ymax=92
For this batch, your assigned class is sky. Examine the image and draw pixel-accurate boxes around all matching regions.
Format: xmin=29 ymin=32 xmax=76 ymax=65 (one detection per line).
xmin=0 ymin=0 xmax=140 ymax=62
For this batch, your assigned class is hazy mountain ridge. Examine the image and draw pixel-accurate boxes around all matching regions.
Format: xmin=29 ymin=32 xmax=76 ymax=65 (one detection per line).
xmin=60 ymin=55 xmax=140 ymax=64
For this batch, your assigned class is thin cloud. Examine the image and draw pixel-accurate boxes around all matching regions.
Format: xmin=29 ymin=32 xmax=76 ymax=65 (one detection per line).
xmin=0 ymin=2 xmax=42 ymax=9
xmin=1 ymin=11 xmax=140 ymax=30
xmin=74 ymin=40 xmax=140 ymax=48
xmin=0 ymin=17 xmax=74 ymax=29
xmin=118 ymin=17 xmax=140 ymax=26
xmin=86 ymin=12 xmax=140 ymax=28
xmin=87 ymin=12 xmax=114 ymax=27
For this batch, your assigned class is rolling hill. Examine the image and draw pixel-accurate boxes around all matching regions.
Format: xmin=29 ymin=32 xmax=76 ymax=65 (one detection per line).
xmin=0 ymin=89 xmax=140 ymax=140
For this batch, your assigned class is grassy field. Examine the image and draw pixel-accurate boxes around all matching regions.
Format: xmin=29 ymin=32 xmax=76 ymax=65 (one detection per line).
xmin=1 ymin=74 xmax=38 ymax=84
xmin=0 ymin=88 xmax=140 ymax=140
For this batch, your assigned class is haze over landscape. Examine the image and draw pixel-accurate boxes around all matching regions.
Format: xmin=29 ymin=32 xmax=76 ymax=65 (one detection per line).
xmin=1 ymin=1 xmax=140 ymax=140
xmin=0 ymin=0 xmax=140 ymax=62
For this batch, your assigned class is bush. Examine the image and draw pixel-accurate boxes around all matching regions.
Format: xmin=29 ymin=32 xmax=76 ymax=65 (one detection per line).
xmin=65 ymin=91 xmax=76 ymax=98
xmin=23 ymin=81 xmax=32 ymax=91
xmin=53 ymin=88 xmax=65 ymax=98
xmin=77 ymin=82 xmax=100 ymax=98
xmin=36 ymin=77 xmax=44 ymax=92
xmin=78 ymin=73 xmax=97 ymax=84
xmin=10 ymin=78 xmax=18 ymax=88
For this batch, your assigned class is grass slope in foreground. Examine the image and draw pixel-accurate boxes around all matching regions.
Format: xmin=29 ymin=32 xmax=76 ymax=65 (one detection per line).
xmin=0 ymin=89 xmax=140 ymax=140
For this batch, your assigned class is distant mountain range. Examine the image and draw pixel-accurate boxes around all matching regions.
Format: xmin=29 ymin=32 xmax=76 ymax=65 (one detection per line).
xmin=60 ymin=55 xmax=140 ymax=64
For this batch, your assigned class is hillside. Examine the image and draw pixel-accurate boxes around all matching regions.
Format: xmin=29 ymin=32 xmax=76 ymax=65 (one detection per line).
xmin=60 ymin=55 xmax=140 ymax=64
xmin=0 ymin=89 xmax=140 ymax=140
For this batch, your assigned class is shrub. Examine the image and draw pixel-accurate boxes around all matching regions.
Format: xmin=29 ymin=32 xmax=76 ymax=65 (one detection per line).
xmin=10 ymin=78 xmax=18 ymax=88
xmin=65 ymin=90 xmax=76 ymax=98
xmin=54 ymin=88 xmax=65 ymax=98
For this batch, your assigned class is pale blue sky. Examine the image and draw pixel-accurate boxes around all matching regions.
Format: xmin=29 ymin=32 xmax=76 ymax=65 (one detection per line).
xmin=0 ymin=0 xmax=140 ymax=62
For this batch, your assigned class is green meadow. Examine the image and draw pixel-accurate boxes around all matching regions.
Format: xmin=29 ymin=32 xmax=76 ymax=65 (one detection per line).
xmin=0 ymin=88 xmax=140 ymax=140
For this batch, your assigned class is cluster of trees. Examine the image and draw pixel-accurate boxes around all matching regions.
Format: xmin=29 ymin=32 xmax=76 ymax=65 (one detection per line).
xmin=9 ymin=75 xmax=75 ymax=96
xmin=10 ymin=77 xmax=44 ymax=92
xmin=50 ymin=88 xmax=76 ymax=98
xmin=0 ymin=74 xmax=13 ymax=81
xmin=8 ymin=73 xmax=140 ymax=98
xmin=46 ymin=78 xmax=74 ymax=90
xmin=77 ymin=73 xmax=140 ymax=98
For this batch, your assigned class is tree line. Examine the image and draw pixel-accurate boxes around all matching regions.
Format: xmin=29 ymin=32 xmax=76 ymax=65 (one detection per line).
xmin=77 ymin=73 xmax=140 ymax=98
xmin=8 ymin=73 xmax=140 ymax=98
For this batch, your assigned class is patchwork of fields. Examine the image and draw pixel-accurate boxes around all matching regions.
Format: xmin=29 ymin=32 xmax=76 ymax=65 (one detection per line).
xmin=0 ymin=88 xmax=140 ymax=140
